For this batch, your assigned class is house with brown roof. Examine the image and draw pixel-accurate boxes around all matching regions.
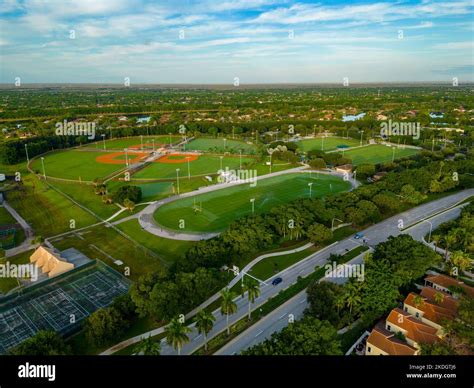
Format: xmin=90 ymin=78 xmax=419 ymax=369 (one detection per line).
xmin=424 ymin=274 xmax=474 ymax=298
xmin=403 ymin=288 xmax=458 ymax=333
xmin=366 ymin=323 xmax=418 ymax=356
xmin=385 ymin=308 xmax=439 ymax=349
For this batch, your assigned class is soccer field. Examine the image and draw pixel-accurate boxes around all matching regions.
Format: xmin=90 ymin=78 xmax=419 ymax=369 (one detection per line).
xmin=132 ymin=154 xmax=256 ymax=180
xmin=337 ymin=144 xmax=419 ymax=165
xmin=85 ymin=135 xmax=182 ymax=150
xmin=154 ymin=172 xmax=351 ymax=233
xmin=30 ymin=150 xmax=125 ymax=181
xmin=297 ymin=137 xmax=361 ymax=152
xmin=184 ymin=138 xmax=257 ymax=154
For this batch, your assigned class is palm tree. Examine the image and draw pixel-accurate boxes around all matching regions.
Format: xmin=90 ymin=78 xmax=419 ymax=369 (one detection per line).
xmin=434 ymin=292 xmax=445 ymax=305
xmin=220 ymin=288 xmax=237 ymax=335
xmin=134 ymin=335 xmax=161 ymax=355
xmin=413 ymin=295 xmax=423 ymax=308
xmin=431 ymin=235 xmax=441 ymax=252
xmin=166 ymin=317 xmax=191 ymax=355
xmin=444 ymin=232 xmax=458 ymax=260
xmin=344 ymin=281 xmax=362 ymax=315
xmin=335 ymin=293 xmax=345 ymax=313
xmin=195 ymin=309 xmax=215 ymax=352
xmin=450 ymin=251 xmax=472 ymax=274
xmin=242 ymin=280 xmax=261 ymax=320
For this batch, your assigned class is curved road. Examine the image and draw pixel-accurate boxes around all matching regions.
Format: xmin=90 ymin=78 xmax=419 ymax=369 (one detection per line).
xmin=102 ymin=188 xmax=472 ymax=356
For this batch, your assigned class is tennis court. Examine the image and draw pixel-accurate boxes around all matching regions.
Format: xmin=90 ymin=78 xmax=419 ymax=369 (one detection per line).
xmin=0 ymin=263 xmax=129 ymax=353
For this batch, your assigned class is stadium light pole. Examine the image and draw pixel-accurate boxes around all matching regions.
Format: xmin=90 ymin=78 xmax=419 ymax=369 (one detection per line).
xmin=220 ymin=156 xmax=223 ymax=170
xmin=187 ymin=159 xmax=191 ymax=180
xmin=101 ymin=134 xmax=106 ymax=150
xmin=360 ymin=130 xmax=364 ymax=146
xmin=392 ymin=147 xmax=395 ymax=162
xmin=41 ymin=157 xmax=46 ymax=178
xmin=224 ymin=138 xmax=227 ymax=149
xmin=176 ymin=168 xmax=180 ymax=195
xmin=152 ymin=138 xmax=155 ymax=151
xmin=124 ymin=149 xmax=129 ymax=166
xmin=169 ymin=133 xmax=172 ymax=146
xmin=308 ymin=182 xmax=313 ymax=198
xmin=239 ymin=149 xmax=242 ymax=170
xmin=321 ymin=136 xmax=324 ymax=151
xmin=24 ymin=144 xmax=29 ymax=165
xmin=140 ymin=135 xmax=143 ymax=151
xmin=250 ymin=198 xmax=255 ymax=214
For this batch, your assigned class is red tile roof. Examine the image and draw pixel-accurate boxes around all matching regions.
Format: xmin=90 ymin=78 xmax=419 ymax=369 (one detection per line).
xmin=425 ymin=274 xmax=474 ymax=298
xmin=420 ymin=287 xmax=459 ymax=312
xmin=367 ymin=323 xmax=417 ymax=356
xmin=404 ymin=291 xmax=456 ymax=325
xmin=387 ymin=308 xmax=439 ymax=345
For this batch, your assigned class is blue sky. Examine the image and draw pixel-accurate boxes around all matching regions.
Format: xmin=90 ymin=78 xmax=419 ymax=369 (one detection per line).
xmin=0 ymin=0 xmax=473 ymax=84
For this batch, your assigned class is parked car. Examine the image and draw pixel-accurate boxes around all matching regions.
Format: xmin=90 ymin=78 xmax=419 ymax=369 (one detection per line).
xmin=354 ymin=232 xmax=364 ymax=239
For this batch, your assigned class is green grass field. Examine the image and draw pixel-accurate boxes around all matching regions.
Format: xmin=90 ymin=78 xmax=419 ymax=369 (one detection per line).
xmin=7 ymin=176 xmax=97 ymax=237
xmin=0 ymin=207 xmax=16 ymax=225
xmin=184 ymin=138 xmax=257 ymax=154
xmin=154 ymin=172 xmax=351 ymax=233
xmin=248 ymin=246 xmax=318 ymax=280
xmin=30 ymin=150 xmax=124 ymax=181
xmin=132 ymin=154 xmax=256 ymax=180
xmin=49 ymin=180 xmax=119 ymax=220
xmin=0 ymin=250 xmax=32 ymax=294
xmin=86 ymin=135 xmax=182 ymax=150
xmin=50 ymin=224 xmax=168 ymax=280
xmin=336 ymin=144 xmax=419 ymax=165
xmin=297 ymin=137 xmax=361 ymax=152
xmin=117 ymin=219 xmax=195 ymax=262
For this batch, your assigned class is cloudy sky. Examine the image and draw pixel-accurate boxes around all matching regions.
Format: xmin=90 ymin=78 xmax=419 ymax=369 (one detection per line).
xmin=0 ymin=0 xmax=473 ymax=84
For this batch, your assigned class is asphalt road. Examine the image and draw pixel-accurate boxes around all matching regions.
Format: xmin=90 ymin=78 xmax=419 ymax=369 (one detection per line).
xmin=215 ymin=193 xmax=471 ymax=355
xmin=155 ymin=189 xmax=472 ymax=355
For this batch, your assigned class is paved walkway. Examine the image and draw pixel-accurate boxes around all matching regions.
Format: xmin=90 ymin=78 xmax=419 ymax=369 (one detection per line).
xmin=100 ymin=240 xmax=314 ymax=355
xmin=115 ymin=167 xmax=357 ymax=241
xmin=2 ymin=201 xmax=36 ymax=257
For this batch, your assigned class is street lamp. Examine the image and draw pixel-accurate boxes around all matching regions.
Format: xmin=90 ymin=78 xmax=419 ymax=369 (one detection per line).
xmin=422 ymin=219 xmax=433 ymax=243
xmin=41 ymin=157 xmax=46 ymax=178
xmin=176 ymin=168 xmax=180 ymax=195
xmin=250 ymin=198 xmax=255 ymax=214
xmin=308 ymin=182 xmax=313 ymax=198
xmin=101 ymin=134 xmax=106 ymax=150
